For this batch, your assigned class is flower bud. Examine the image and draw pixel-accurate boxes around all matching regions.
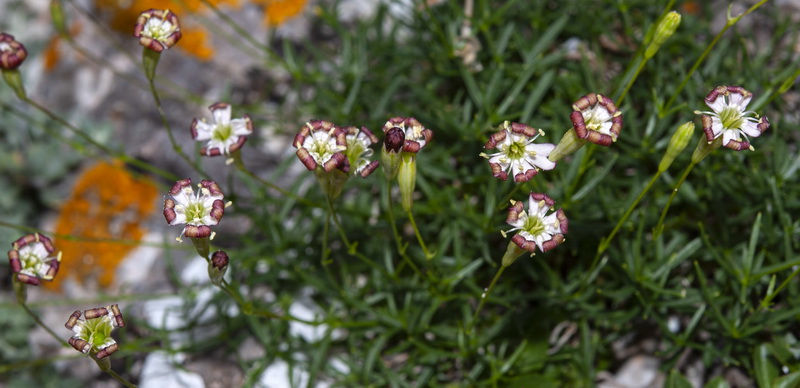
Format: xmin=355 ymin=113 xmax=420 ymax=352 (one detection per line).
xmin=645 ymin=11 xmax=681 ymax=59
xmin=0 ymin=33 xmax=27 ymax=99
xmin=653 ymin=11 xmax=681 ymax=47
xmin=658 ymin=121 xmax=694 ymax=172
xmin=50 ymin=0 xmax=69 ymax=37
xmin=381 ymin=127 xmax=404 ymax=180
xmin=209 ymin=250 xmax=229 ymax=285
xmin=0 ymin=33 xmax=27 ymax=70
xmin=398 ymin=153 xmax=416 ymax=212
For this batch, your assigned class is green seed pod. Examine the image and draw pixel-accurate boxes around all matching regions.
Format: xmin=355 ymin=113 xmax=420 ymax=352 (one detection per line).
xmin=659 ymin=121 xmax=695 ymax=172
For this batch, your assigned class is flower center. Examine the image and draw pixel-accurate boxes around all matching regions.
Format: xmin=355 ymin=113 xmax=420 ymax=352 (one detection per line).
xmin=585 ymin=107 xmax=605 ymax=131
xmin=20 ymin=250 xmax=41 ymax=270
xmin=506 ymin=140 xmax=526 ymax=160
xmin=185 ymin=201 xmax=207 ymax=224
xmin=346 ymin=139 xmax=366 ymax=167
xmin=522 ymin=213 xmax=545 ymax=236
xmin=212 ymin=124 xmax=233 ymax=143
xmin=81 ymin=317 xmax=112 ymax=349
xmin=718 ymin=106 xmax=744 ymax=130
xmin=144 ymin=18 xmax=174 ymax=40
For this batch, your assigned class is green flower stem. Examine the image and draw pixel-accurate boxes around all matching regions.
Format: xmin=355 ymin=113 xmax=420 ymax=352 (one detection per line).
xmin=14 ymin=98 xmax=179 ymax=181
xmin=196 ymin=0 xmax=285 ymax=64
xmin=615 ymin=0 xmax=676 ymax=105
xmin=232 ymin=153 xmax=319 ymax=208
xmin=61 ymin=0 xmax=206 ymax=104
xmin=466 ymin=266 xmax=505 ymax=334
xmin=616 ymin=58 xmax=647 ymax=106
xmin=14 ymin=293 xmax=70 ymax=348
xmin=144 ymin=59 xmax=208 ymax=178
xmin=407 ymin=210 xmax=435 ymax=260
xmin=654 ymin=161 xmax=697 ymax=238
xmin=219 ymin=279 xmax=348 ymax=326
xmin=385 ymin=187 xmax=424 ymax=279
xmin=579 ymin=171 xmax=663 ymax=293
xmin=663 ymin=0 xmax=771 ymax=114
xmin=91 ymin=353 xmax=137 ymax=388
xmin=466 ymin=242 xmax=525 ymax=334
xmin=101 ymin=367 xmax=138 ymax=388
xmin=322 ymin=210 xmax=332 ymax=264
xmin=325 ymin=196 xmax=392 ymax=278
xmin=564 ymin=144 xmax=596 ymax=203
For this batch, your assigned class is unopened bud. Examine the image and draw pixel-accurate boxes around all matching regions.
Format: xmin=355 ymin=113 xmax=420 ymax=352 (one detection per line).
xmin=0 ymin=33 xmax=27 ymax=70
xmin=645 ymin=11 xmax=681 ymax=59
xmin=50 ymin=0 xmax=68 ymax=37
xmin=209 ymin=250 xmax=229 ymax=285
xmin=381 ymin=127 xmax=404 ymax=180
xmin=659 ymin=121 xmax=694 ymax=172
xmin=398 ymin=153 xmax=416 ymax=212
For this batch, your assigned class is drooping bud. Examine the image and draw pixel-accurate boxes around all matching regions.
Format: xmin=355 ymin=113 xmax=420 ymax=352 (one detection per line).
xmin=659 ymin=121 xmax=695 ymax=172
xmin=208 ymin=250 xmax=229 ymax=285
xmin=645 ymin=11 xmax=681 ymax=59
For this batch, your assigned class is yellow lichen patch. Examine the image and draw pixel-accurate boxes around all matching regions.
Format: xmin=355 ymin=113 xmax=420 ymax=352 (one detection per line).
xmin=46 ymin=161 xmax=158 ymax=291
xmin=94 ymin=0 xmax=240 ymax=60
xmin=251 ymin=0 xmax=308 ymax=26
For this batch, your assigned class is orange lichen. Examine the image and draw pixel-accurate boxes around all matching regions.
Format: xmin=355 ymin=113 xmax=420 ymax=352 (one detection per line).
xmin=94 ymin=0 xmax=240 ymax=60
xmin=251 ymin=0 xmax=308 ymax=26
xmin=46 ymin=161 xmax=158 ymax=291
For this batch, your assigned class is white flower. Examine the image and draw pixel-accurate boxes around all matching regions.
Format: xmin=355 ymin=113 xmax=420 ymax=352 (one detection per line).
xmin=65 ymin=304 xmax=125 ymax=359
xmin=133 ymin=9 xmax=182 ymax=52
xmin=163 ymin=179 xmax=226 ymax=240
xmin=481 ymin=121 xmax=556 ymax=183
xmin=503 ymin=193 xmax=567 ymax=253
xmin=191 ymin=103 xmax=254 ymax=158
xmin=696 ymin=86 xmax=770 ymax=151
xmin=343 ymin=126 xmax=380 ymax=177
xmin=294 ymin=120 xmax=349 ymax=172
xmin=7 ymin=233 xmax=61 ymax=286
xmin=571 ymin=93 xmax=623 ymax=146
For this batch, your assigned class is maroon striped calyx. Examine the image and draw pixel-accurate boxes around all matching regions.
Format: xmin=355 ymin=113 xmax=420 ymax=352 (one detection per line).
xmin=64 ymin=304 xmax=125 ymax=359
xmin=133 ymin=9 xmax=182 ymax=53
xmin=163 ymin=178 xmax=227 ymax=241
xmin=7 ymin=233 xmax=61 ymax=286
xmin=570 ymin=93 xmax=623 ymax=146
xmin=481 ymin=121 xmax=557 ymax=183
xmin=0 ymin=33 xmax=27 ymax=70
xmin=381 ymin=117 xmax=433 ymax=154
xmin=503 ymin=192 xmax=567 ymax=253
xmin=696 ymin=86 xmax=769 ymax=151
xmin=294 ymin=120 xmax=350 ymax=173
